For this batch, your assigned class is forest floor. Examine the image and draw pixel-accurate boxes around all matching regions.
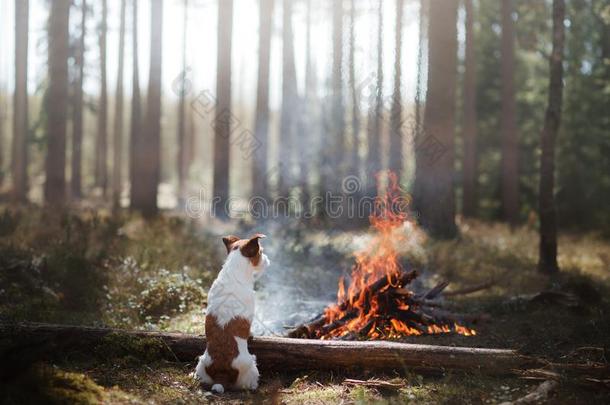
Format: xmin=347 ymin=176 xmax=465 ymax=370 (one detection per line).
xmin=0 ymin=206 xmax=609 ymax=404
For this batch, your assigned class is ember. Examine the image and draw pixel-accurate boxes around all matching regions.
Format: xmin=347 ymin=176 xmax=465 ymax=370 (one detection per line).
xmin=290 ymin=172 xmax=476 ymax=340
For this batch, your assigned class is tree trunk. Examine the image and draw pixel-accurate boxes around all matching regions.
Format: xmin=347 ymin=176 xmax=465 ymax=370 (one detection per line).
xmin=462 ymin=0 xmax=478 ymax=217
xmin=348 ymin=0 xmax=360 ymax=178
xmin=213 ymin=0 xmax=233 ymax=215
xmin=366 ymin=1 xmax=383 ymax=197
xmin=299 ymin=0 xmax=313 ymax=210
xmin=278 ymin=0 xmax=298 ymax=198
xmin=413 ymin=0 xmax=458 ymax=239
xmin=500 ymin=0 xmax=519 ymax=226
xmin=331 ymin=0 xmax=345 ymax=183
xmin=129 ymin=0 xmax=142 ymax=210
xmin=95 ymin=0 xmax=108 ymax=196
xmin=71 ymin=0 xmax=86 ymax=199
xmin=177 ymin=0 xmax=189 ymax=202
xmin=1 ymin=323 xmax=541 ymax=376
xmin=252 ymin=0 xmax=274 ymax=202
xmin=112 ymin=0 xmax=127 ymax=209
xmin=389 ymin=0 xmax=404 ymax=181
xmin=12 ymin=0 xmax=29 ymax=203
xmin=538 ymin=0 xmax=565 ymax=275
xmin=44 ymin=0 xmax=70 ymax=206
xmin=138 ymin=0 xmax=163 ymax=217
xmin=414 ymin=0 xmax=426 ymax=146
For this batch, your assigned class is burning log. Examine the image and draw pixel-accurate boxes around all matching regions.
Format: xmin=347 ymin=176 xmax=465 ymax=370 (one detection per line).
xmin=288 ymin=270 xmax=475 ymax=340
xmin=1 ymin=322 xmax=541 ymax=376
xmin=288 ymin=270 xmax=419 ymax=338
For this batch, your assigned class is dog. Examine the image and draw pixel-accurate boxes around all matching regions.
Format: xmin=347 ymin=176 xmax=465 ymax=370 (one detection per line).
xmin=195 ymin=234 xmax=270 ymax=393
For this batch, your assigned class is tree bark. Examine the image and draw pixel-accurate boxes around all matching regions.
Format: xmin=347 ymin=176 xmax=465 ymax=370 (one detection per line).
xmin=176 ymin=0 xmax=189 ymax=202
xmin=71 ymin=0 xmax=86 ymax=199
xmin=389 ymin=0 xmax=404 ymax=182
xmin=462 ymin=0 xmax=478 ymax=217
xmin=44 ymin=0 xmax=70 ymax=206
xmin=331 ymin=0 xmax=345 ymax=182
xmin=0 ymin=322 xmax=540 ymax=376
xmin=129 ymin=0 xmax=142 ymax=210
xmin=538 ymin=0 xmax=565 ymax=275
xmin=366 ymin=0 xmax=383 ymax=198
xmin=413 ymin=0 xmax=458 ymax=239
xmin=112 ymin=0 xmax=127 ymax=209
xmin=414 ymin=0 xmax=426 ymax=147
xmin=252 ymin=0 xmax=274 ymax=202
xmin=278 ymin=0 xmax=298 ymax=198
xmin=348 ymin=0 xmax=360 ymax=178
xmin=138 ymin=0 xmax=163 ymax=217
xmin=95 ymin=0 xmax=108 ymax=196
xmin=500 ymin=0 xmax=519 ymax=226
xmin=12 ymin=0 xmax=29 ymax=203
xmin=299 ymin=0 xmax=314 ymax=210
xmin=213 ymin=0 xmax=233 ymax=216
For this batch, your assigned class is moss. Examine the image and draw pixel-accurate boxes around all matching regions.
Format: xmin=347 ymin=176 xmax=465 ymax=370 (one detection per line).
xmin=94 ymin=333 xmax=168 ymax=364
xmin=1 ymin=364 xmax=104 ymax=405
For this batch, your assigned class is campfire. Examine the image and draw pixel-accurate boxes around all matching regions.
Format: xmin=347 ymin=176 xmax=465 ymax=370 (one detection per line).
xmin=290 ymin=172 xmax=476 ymax=340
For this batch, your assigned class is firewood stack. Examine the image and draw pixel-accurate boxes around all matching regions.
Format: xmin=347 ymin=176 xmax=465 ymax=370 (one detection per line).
xmin=288 ymin=270 xmax=476 ymax=340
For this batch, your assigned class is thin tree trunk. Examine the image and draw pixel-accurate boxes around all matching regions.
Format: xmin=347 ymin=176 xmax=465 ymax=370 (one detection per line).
xmin=71 ymin=0 xmax=86 ymax=199
xmin=413 ymin=0 xmax=458 ymax=239
xmin=129 ymin=0 xmax=143 ymax=210
xmin=112 ymin=0 xmax=127 ymax=209
xmin=177 ymin=0 xmax=189 ymax=202
xmin=95 ymin=0 xmax=108 ymax=195
xmin=332 ymin=0 xmax=345 ymax=182
xmin=278 ymin=0 xmax=298 ymax=198
xmin=44 ymin=0 xmax=70 ymax=205
xmin=301 ymin=0 xmax=314 ymax=211
xmin=389 ymin=0 xmax=404 ymax=180
xmin=500 ymin=0 xmax=519 ymax=226
xmin=348 ymin=0 xmax=360 ymax=178
xmin=462 ymin=0 xmax=478 ymax=217
xmin=252 ymin=0 xmax=274 ymax=201
xmin=366 ymin=0 xmax=383 ymax=197
xmin=538 ymin=0 xmax=565 ymax=274
xmin=12 ymin=0 xmax=29 ymax=203
xmin=138 ymin=0 xmax=163 ymax=217
xmin=213 ymin=0 xmax=233 ymax=215
xmin=414 ymin=0 xmax=426 ymax=143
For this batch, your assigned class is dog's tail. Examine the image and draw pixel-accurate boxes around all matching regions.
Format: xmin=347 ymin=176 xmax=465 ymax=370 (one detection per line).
xmin=211 ymin=384 xmax=225 ymax=394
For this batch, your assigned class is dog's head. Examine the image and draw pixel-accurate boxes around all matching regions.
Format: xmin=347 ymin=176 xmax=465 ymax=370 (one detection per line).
xmin=222 ymin=234 xmax=270 ymax=277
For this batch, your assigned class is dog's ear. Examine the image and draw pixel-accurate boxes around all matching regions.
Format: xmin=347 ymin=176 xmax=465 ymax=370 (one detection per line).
xmin=240 ymin=234 xmax=266 ymax=258
xmin=222 ymin=235 xmax=240 ymax=254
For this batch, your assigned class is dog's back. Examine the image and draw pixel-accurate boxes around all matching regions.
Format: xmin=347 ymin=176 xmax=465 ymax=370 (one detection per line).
xmin=203 ymin=314 xmax=250 ymax=388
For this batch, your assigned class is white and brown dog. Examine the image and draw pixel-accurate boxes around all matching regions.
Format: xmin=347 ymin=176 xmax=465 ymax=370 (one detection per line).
xmin=195 ymin=234 xmax=270 ymax=393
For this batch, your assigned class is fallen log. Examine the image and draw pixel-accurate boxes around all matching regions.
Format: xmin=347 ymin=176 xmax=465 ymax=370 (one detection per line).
xmin=0 ymin=322 xmax=540 ymax=376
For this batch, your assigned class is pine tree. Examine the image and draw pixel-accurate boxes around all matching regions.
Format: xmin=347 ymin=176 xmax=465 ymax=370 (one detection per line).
xmin=12 ymin=0 xmax=29 ymax=202
xmin=538 ymin=0 xmax=566 ymax=274
xmin=462 ymin=0 xmax=478 ymax=217
xmin=71 ymin=0 xmax=86 ymax=198
xmin=44 ymin=0 xmax=70 ymax=205
xmin=252 ymin=0 xmax=274 ymax=201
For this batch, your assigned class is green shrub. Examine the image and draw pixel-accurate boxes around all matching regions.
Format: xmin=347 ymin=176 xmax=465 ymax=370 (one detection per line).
xmin=136 ymin=269 xmax=206 ymax=321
